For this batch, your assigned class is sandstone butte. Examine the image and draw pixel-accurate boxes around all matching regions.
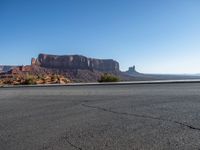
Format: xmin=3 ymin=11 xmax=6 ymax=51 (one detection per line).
xmin=0 ymin=54 xmax=124 ymax=85
xmin=31 ymin=53 xmax=120 ymax=72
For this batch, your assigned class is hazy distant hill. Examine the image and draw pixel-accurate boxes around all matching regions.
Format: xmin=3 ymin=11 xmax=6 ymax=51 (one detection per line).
xmin=0 ymin=65 xmax=17 ymax=73
xmin=123 ymin=66 xmax=200 ymax=80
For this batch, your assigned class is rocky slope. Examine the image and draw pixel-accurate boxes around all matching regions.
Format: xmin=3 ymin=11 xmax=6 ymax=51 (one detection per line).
xmin=0 ymin=65 xmax=70 ymax=85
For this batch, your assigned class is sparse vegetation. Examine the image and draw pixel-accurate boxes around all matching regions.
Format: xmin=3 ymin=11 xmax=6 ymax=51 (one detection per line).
xmin=22 ymin=75 xmax=37 ymax=85
xmin=0 ymin=73 xmax=70 ymax=85
xmin=98 ymin=73 xmax=120 ymax=82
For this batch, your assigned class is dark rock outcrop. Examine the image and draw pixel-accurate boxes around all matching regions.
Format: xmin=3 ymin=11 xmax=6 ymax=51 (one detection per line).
xmin=32 ymin=54 xmax=119 ymax=72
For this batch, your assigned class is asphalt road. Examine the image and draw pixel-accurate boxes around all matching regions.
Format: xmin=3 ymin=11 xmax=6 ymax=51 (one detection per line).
xmin=1 ymin=83 xmax=200 ymax=150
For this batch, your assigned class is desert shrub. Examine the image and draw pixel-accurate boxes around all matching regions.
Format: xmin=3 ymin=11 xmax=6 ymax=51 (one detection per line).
xmin=23 ymin=75 xmax=37 ymax=85
xmin=98 ymin=73 xmax=120 ymax=82
xmin=37 ymin=75 xmax=43 ymax=79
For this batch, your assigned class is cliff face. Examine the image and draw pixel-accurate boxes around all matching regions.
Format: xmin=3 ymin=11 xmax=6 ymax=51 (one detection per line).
xmin=32 ymin=54 xmax=120 ymax=72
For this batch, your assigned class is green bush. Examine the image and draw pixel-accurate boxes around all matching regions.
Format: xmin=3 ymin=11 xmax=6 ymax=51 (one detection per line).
xmin=23 ymin=76 xmax=37 ymax=85
xmin=98 ymin=73 xmax=120 ymax=82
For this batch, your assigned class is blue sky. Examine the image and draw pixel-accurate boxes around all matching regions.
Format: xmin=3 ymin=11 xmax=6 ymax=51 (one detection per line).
xmin=1 ymin=0 xmax=200 ymax=73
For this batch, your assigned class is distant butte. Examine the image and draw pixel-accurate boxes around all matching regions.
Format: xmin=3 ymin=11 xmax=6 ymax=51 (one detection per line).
xmin=31 ymin=53 xmax=120 ymax=72
xmin=0 ymin=54 xmax=124 ymax=84
xmin=1 ymin=53 xmax=200 ymax=85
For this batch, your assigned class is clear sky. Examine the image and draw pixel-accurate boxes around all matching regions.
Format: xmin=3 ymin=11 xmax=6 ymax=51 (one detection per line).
xmin=1 ymin=0 xmax=200 ymax=74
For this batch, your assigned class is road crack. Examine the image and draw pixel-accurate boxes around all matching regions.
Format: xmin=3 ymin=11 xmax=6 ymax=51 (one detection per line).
xmin=81 ymin=104 xmax=200 ymax=131
xmin=62 ymin=135 xmax=83 ymax=150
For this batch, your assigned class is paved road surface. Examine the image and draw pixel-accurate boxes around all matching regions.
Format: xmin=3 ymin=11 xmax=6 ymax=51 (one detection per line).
xmin=1 ymin=83 xmax=200 ymax=150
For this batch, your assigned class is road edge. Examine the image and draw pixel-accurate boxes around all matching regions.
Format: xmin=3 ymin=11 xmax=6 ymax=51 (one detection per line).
xmin=1 ymin=79 xmax=200 ymax=88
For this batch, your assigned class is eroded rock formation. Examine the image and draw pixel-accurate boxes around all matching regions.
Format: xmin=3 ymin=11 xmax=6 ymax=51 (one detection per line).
xmin=124 ymin=65 xmax=141 ymax=76
xmin=0 ymin=54 xmax=122 ymax=85
xmin=32 ymin=54 xmax=119 ymax=72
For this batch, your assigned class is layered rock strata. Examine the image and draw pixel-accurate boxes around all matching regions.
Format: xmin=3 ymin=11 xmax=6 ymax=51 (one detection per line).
xmin=32 ymin=54 xmax=119 ymax=72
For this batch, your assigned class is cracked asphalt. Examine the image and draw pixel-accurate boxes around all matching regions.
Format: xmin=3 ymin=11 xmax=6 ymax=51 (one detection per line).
xmin=1 ymin=83 xmax=200 ymax=150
